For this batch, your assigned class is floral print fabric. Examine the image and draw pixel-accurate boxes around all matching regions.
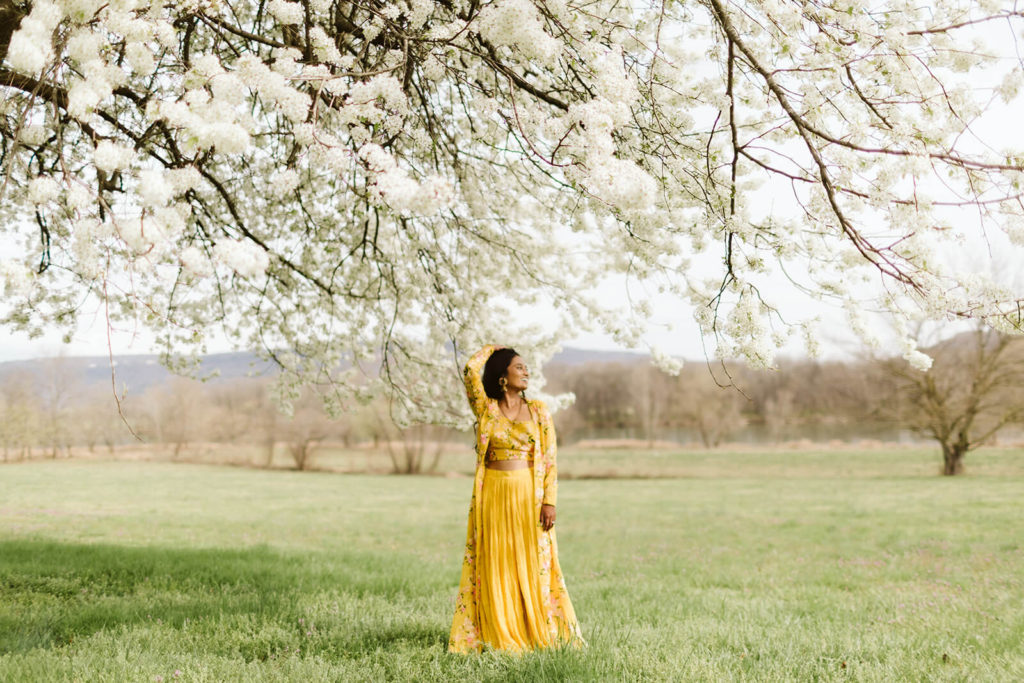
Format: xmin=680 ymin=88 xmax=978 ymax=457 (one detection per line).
xmin=485 ymin=413 xmax=540 ymax=462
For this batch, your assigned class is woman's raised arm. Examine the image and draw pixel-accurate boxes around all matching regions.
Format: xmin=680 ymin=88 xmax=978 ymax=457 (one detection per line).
xmin=463 ymin=344 xmax=499 ymax=418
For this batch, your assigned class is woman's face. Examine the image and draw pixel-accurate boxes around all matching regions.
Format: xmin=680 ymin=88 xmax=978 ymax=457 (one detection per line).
xmin=503 ymin=356 xmax=530 ymax=393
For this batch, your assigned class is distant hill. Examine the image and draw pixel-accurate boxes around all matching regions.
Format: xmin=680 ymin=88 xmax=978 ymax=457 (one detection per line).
xmin=0 ymin=351 xmax=275 ymax=395
xmin=547 ymin=346 xmax=649 ymax=366
xmin=0 ymin=346 xmax=651 ymax=394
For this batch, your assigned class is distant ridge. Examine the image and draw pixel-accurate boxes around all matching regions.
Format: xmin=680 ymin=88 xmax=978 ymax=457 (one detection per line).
xmin=547 ymin=346 xmax=649 ymax=366
xmin=0 ymin=346 xmax=651 ymax=394
xmin=0 ymin=351 xmax=274 ymax=394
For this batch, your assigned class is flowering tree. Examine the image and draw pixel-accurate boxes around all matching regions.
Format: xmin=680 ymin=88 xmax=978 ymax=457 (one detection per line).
xmin=3 ymin=0 xmax=1024 ymax=425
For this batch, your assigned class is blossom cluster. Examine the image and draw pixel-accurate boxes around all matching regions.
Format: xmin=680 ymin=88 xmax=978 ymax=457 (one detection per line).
xmin=5 ymin=1 xmax=61 ymax=74
xmin=475 ymin=0 xmax=562 ymax=67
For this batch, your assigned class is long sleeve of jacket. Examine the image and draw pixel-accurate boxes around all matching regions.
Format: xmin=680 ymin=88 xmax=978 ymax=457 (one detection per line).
xmin=539 ymin=402 xmax=558 ymax=507
xmin=463 ymin=345 xmax=499 ymax=418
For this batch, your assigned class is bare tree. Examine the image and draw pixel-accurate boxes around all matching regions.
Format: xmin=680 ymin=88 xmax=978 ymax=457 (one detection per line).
xmin=677 ymin=368 xmax=748 ymax=448
xmin=205 ymin=379 xmax=266 ymax=444
xmin=74 ymin=388 xmax=127 ymax=454
xmin=146 ymin=377 xmax=208 ymax=458
xmin=38 ymin=356 xmax=81 ymax=458
xmin=250 ymin=385 xmax=282 ymax=468
xmin=388 ymin=424 xmax=450 ymax=475
xmin=635 ymin=364 xmax=669 ymax=447
xmin=0 ymin=371 xmax=39 ymax=460
xmin=352 ymin=397 xmax=450 ymax=474
xmin=763 ymin=388 xmax=797 ymax=443
xmin=280 ymin=390 xmax=334 ymax=471
xmin=549 ymin=362 xmax=637 ymax=433
xmin=881 ymin=326 xmax=1024 ymax=475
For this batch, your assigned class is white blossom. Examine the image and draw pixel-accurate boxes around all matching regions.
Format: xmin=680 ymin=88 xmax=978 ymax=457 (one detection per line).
xmin=166 ymin=167 xmax=201 ymax=194
xmin=138 ymin=169 xmax=173 ymax=208
xmin=125 ymin=41 xmax=156 ymax=76
xmin=267 ymin=0 xmax=304 ymax=25
xmin=207 ymin=122 xmax=250 ymax=154
xmin=153 ymin=20 xmax=176 ymax=48
xmin=6 ymin=20 xmax=53 ymax=73
xmin=67 ymin=30 xmax=104 ymax=65
xmin=94 ymin=140 xmax=134 ymax=173
xmin=210 ymin=73 xmax=246 ymax=106
xmin=904 ymin=348 xmax=934 ymax=372
xmin=0 ymin=261 xmax=34 ymax=297
xmin=592 ymin=48 xmax=638 ymax=107
xmin=117 ymin=217 xmax=152 ymax=252
xmin=65 ymin=184 xmax=92 ymax=211
xmin=475 ymin=0 xmax=561 ymax=66
xmin=28 ymin=176 xmax=60 ymax=204
xmin=72 ymin=226 xmax=103 ymax=279
xmin=651 ymin=347 xmax=683 ymax=376
xmin=63 ymin=0 xmax=105 ymax=23
xmin=900 ymin=330 xmax=934 ymax=372
xmin=214 ymin=239 xmax=270 ymax=278
xmin=66 ymin=80 xmax=103 ymax=120
xmin=5 ymin=0 xmax=62 ymax=73
xmin=309 ymin=26 xmax=344 ymax=65
xmin=180 ymin=246 xmax=213 ymax=278
xmin=192 ymin=54 xmax=224 ymax=79
xmin=584 ymin=157 xmax=658 ymax=215
xmin=269 ymin=168 xmax=300 ymax=198
xmin=422 ymin=55 xmax=445 ymax=82
xmin=151 ymin=205 xmax=187 ymax=240
xmin=17 ymin=124 xmax=48 ymax=146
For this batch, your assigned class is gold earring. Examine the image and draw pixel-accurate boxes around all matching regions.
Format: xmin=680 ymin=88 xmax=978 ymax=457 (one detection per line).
xmin=499 ymin=377 xmax=507 ymax=390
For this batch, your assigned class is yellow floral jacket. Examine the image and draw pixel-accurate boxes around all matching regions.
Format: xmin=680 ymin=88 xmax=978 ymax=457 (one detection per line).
xmin=448 ymin=345 xmax=585 ymax=653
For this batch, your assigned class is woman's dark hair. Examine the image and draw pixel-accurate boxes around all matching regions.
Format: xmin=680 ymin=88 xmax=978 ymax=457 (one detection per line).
xmin=482 ymin=347 xmax=519 ymax=400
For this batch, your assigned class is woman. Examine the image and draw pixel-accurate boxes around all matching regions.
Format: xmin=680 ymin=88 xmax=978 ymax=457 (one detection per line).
xmin=448 ymin=344 xmax=584 ymax=653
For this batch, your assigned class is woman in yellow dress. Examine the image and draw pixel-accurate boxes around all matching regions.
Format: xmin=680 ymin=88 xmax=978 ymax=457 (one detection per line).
xmin=448 ymin=344 xmax=585 ymax=653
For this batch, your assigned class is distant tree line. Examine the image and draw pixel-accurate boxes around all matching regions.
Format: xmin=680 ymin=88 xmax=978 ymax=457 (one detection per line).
xmin=546 ymin=357 xmax=882 ymax=448
xmin=548 ymin=326 xmax=1024 ymax=474
xmin=2 ymin=327 xmax=1022 ymax=475
xmin=0 ymin=360 xmax=449 ymax=473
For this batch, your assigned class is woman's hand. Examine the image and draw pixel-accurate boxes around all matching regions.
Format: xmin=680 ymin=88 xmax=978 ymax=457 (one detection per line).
xmin=540 ymin=504 xmax=556 ymax=531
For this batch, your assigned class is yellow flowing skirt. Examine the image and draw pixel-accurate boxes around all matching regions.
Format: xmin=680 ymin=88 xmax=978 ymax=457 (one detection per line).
xmin=477 ymin=467 xmax=552 ymax=652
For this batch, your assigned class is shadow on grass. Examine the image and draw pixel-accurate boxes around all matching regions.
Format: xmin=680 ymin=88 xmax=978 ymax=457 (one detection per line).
xmin=0 ymin=538 xmax=449 ymax=658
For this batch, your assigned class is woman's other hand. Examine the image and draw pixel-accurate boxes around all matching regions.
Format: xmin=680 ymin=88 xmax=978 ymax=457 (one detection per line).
xmin=540 ymin=504 xmax=556 ymax=531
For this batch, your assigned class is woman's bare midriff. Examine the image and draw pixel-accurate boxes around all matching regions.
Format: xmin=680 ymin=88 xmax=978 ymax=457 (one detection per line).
xmin=485 ymin=459 xmax=533 ymax=470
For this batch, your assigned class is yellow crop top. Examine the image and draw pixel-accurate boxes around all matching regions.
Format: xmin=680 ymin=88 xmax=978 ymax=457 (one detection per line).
xmin=486 ymin=413 xmax=539 ymax=462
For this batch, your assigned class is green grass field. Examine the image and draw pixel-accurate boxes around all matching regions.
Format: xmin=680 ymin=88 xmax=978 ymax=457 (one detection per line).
xmin=1 ymin=448 xmax=1022 ymax=681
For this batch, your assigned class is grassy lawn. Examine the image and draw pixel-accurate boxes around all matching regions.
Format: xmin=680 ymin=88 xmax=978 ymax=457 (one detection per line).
xmin=1 ymin=449 xmax=1022 ymax=681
